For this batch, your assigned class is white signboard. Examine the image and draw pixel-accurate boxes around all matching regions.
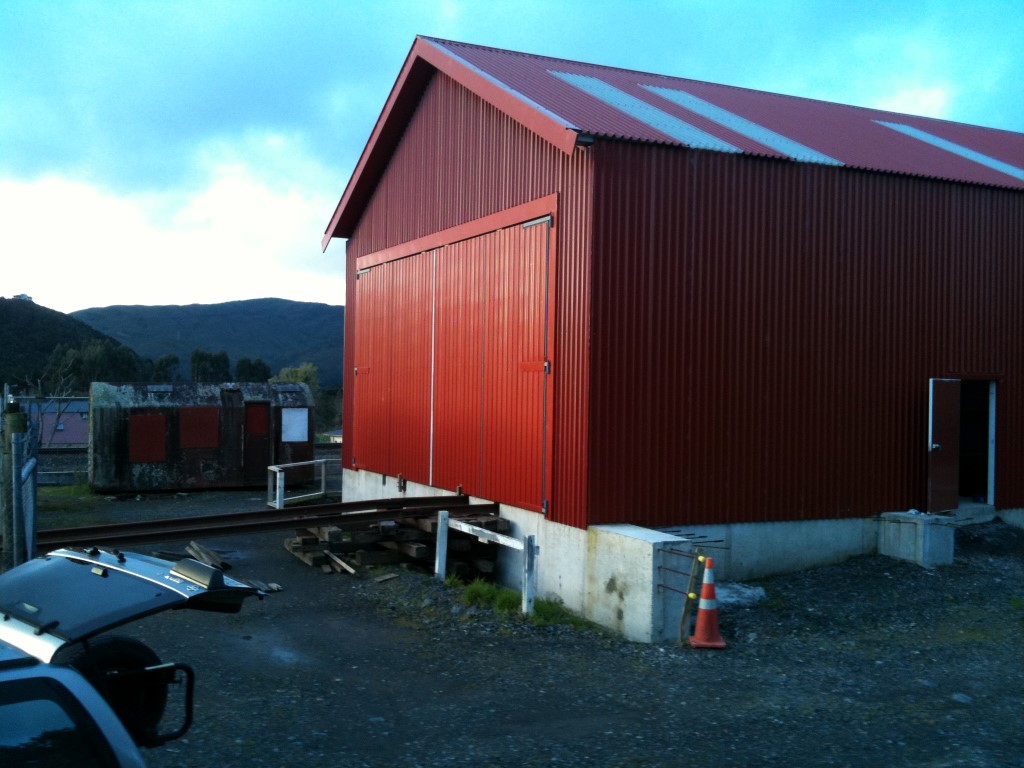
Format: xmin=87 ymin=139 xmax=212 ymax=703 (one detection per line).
xmin=281 ymin=408 xmax=308 ymax=443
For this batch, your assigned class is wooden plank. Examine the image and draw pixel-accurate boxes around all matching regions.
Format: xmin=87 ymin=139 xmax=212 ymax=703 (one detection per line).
xmin=350 ymin=530 xmax=385 ymax=544
xmin=283 ymin=538 xmax=328 ymax=567
xmin=187 ymin=541 xmax=231 ymax=570
xmin=380 ymin=540 xmax=431 ymax=559
xmin=324 ymin=550 xmax=358 ymax=575
xmin=353 ymin=549 xmax=406 ymax=566
xmin=448 ymin=519 xmax=522 ymax=550
xmin=306 ymin=525 xmax=345 ymax=544
xmin=393 ymin=526 xmax=430 ymax=542
xmin=403 ymin=516 xmax=438 ymax=534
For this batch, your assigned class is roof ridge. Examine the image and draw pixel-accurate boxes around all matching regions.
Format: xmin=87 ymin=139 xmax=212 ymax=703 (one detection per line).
xmin=419 ymin=36 xmax=1019 ymax=136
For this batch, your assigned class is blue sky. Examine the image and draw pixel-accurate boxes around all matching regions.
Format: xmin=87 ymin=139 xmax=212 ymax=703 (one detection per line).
xmin=2 ymin=0 xmax=1021 ymax=314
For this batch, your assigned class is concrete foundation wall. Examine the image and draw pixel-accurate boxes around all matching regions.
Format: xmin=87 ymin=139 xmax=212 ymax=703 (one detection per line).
xmin=665 ymin=517 xmax=880 ymax=581
xmin=342 ymin=469 xmax=689 ymax=641
xmin=1000 ymin=508 xmax=1024 ymax=529
xmin=341 ymin=469 xmax=1020 ymax=642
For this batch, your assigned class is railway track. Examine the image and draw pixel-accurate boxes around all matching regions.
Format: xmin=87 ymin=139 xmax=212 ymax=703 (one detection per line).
xmin=35 ymin=495 xmax=499 ymax=551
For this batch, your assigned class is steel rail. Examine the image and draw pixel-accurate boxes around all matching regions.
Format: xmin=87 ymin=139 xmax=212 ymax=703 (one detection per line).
xmin=36 ymin=495 xmax=498 ymax=550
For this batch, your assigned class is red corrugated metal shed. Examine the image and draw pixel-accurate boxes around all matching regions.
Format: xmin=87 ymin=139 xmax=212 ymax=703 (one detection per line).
xmin=324 ymin=36 xmax=1023 ymax=248
xmin=324 ymin=37 xmax=1024 ymax=531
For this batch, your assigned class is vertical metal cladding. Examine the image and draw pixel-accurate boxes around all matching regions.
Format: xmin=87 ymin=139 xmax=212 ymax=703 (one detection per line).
xmin=588 ymin=142 xmax=1024 ymax=527
xmin=480 ymin=223 xmax=549 ymax=510
xmin=344 ymin=72 xmax=595 ymax=526
xmin=351 ymin=254 xmax=433 ymax=482
xmin=342 ymin=66 xmax=1022 ymax=530
xmin=433 ymin=223 xmax=550 ymax=510
xmin=433 ymin=236 xmax=486 ymax=495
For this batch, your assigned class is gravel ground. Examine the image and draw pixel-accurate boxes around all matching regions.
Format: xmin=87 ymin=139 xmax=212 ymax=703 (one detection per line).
xmin=32 ymin=460 xmax=1024 ymax=767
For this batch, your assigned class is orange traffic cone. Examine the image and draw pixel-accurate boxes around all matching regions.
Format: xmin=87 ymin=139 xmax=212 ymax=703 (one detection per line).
xmin=689 ymin=556 xmax=727 ymax=649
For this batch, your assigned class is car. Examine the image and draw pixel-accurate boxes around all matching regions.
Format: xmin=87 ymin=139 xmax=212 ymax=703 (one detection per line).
xmin=0 ymin=547 xmax=260 ymax=766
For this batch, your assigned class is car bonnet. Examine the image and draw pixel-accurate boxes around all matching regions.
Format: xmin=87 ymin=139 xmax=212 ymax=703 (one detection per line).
xmin=0 ymin=548 xmax=260 ymax=661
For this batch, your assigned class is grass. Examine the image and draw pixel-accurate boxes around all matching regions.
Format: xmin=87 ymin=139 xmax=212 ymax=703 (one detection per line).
xmin=451 ymin=577 xmax=596 ymax=630
xmin=36 ymin=482 xmax=113 ymax=527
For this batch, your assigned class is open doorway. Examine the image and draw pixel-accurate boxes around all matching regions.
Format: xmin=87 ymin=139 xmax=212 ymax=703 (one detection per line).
xmin=959 ymin=380 xmax=995 ymax=505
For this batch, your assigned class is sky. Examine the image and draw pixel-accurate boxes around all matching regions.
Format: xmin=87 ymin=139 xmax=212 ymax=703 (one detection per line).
xmin=2 ymin=0 xmax=1022 ymax=315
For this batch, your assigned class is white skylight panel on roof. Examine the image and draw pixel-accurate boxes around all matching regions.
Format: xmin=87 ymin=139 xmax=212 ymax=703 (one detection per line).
xmin=549 ymin=70 xmax=740 ymax=152
xmin=875 ymin=121 xmax=1024 ymax=182
xmin=644 ymin=85 xmax=844 ymax=166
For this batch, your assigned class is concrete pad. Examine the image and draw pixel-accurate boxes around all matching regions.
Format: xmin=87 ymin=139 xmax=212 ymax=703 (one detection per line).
xmin=878 ymin=511 xmax=955 ymax=568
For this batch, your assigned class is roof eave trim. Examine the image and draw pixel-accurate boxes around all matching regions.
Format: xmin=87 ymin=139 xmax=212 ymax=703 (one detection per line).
xmin=419 ymin=38 xmax=581 ymax=154
xmin=322 ymin=36 xmax=580 ymax=249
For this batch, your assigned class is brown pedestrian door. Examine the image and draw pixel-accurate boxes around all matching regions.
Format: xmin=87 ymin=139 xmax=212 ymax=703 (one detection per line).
xmin=244 ymin=402 xmax=271 ymax=483
xmin=927 ymin=378 xmax=960 ymax=512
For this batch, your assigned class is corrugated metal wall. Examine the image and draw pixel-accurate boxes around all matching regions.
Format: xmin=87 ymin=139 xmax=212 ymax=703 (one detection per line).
xmin=343 ymin=72 xmax=595 ymax=526
xmin=351 ymin=221 xmax=550 ymax=511
xmin=351 ymin=255 xmax=433 ymax=481
xmin=588 ymin=142 xmax=1024 ymax=527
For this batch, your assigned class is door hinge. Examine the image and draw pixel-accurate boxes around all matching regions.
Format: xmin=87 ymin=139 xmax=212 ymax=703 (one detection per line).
xmin=542 ymin=499 xmax=550 ymax=515
xmin=544 ymin=360 xmax=551 ymax=375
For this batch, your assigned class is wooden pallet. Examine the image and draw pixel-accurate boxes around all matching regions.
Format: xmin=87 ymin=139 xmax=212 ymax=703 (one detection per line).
xmin=284 ymin=512 xmax=504 ymax=578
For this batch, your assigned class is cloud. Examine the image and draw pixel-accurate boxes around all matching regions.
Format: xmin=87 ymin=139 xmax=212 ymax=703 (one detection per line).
xmin=1 ymin=132 xmax=344 ymax=314
xmin=872 ymin=86 xmax=951 ymax=120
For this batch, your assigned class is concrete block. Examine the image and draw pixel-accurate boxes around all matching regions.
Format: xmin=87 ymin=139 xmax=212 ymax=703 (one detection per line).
xmin=878 ymin=512 xmax=954 ymax=568
xmin=586 ymin=525 xmax=690 ymax=643
xmin=999 ymin=508 xmax=1024 ymax=530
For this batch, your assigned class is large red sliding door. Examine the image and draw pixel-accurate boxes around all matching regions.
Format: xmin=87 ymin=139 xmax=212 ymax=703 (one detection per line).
xmin=351 ymin=254 xmax=432 ymax=481
xmin=481 ymin=220 xmax=550 ymax=510
xmin=352 ymin=215 xmax=553 ymax=512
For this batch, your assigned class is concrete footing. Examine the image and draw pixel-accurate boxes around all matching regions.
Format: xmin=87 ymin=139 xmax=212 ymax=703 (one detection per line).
xmin=1001 ymin=508 xmax=1024 ymax=529
xmin=341 ymin=468 xmax=1018 ymax=642
xmin=877 ymin=511 xmax=955 ymax=568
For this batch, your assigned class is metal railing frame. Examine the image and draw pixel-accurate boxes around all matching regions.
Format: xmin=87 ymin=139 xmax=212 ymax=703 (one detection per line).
xmin=433 ymin=509 xmax=539 ymax=615
xmin=266 ymin=460 xmax=330 ymax=508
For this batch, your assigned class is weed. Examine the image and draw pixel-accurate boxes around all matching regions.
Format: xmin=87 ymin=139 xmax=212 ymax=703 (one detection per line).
xmin=493 ymin=588 xmax=521 ymax=613
xmin=451 ymin=578 xmax=597 ymax=630
xmin=528 ymin=598 xmax=594 ymax=630
xmin=461 ymin=578 xmax=502 ymax=607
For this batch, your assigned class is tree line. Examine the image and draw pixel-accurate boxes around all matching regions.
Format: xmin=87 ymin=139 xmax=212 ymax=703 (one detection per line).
xmin=25 ymin=339 xmax=340 ymax=431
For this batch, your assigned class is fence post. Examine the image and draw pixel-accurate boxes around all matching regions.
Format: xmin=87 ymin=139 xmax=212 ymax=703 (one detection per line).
xmin=21 ymin=456 xmax=37 ymax=564
xmin=11 ymin=433 xmax=25 ymax=567
xmin=434 ymin=510 xmax=449 ymax=581
xmin=521 ymin=534 xmax=538 ymax=615
xmin=2 ymin=404 xmax=29 ymax=572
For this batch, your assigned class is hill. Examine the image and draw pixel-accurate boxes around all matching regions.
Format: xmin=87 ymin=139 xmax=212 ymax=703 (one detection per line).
xmin=0 ymin=297 xmax=114 ymax=384
xmin=72 ymin=299 xmax=345 ymax=386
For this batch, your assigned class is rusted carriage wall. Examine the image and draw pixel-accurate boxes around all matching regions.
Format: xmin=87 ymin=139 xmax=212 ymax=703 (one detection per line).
xmin=89 ymin=383 xmax=315 ymax=492
xmin=343 ymin=72 xmax=595 ymax=527
xmin=587 ymin=142 xmax=1024 ymax=527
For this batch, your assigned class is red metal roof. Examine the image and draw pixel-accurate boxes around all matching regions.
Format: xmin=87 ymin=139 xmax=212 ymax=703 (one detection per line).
xmin=324 ymin=36 xmax=1024 ymax=246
